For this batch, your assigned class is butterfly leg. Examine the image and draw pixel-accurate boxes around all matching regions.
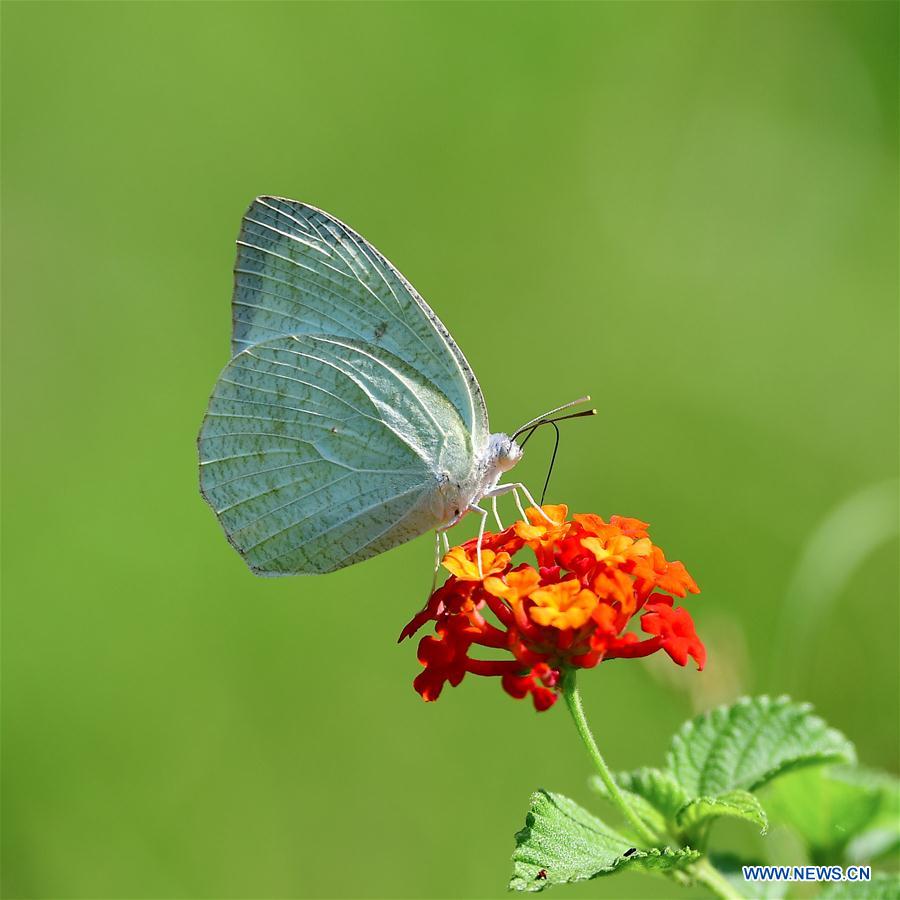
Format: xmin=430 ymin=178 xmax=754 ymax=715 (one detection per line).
xmin=467 ymin=502 xmax=489 ymax=578
xmin=512 ymin=483 xmax=555 ymax=522
xmin=428 ymin=524 xmax=454 ymax=600
xmin=491 ymin=494 xmax=504 ymax=530
xmin=515 ymin=481 xmax=560 ymax=525
xmin=433 ymin=522 xmax=453 ymax=573
xmin=429 ymin=530 xmax=442 ymax=596
xmin=485 ymin=482 xmax=557 ymax=525
xmin=483 ymin=481 xmax=527 ymax=520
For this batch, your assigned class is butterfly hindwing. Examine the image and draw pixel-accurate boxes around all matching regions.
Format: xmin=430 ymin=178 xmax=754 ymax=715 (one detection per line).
xmin=199 ymin=334 xmax=472 ymax=574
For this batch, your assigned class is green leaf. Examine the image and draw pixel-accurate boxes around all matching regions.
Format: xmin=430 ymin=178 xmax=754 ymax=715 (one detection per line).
xmin=847 ymin=822 xmax=900 ymax=865
xmin=508 ymin=790 xmax=700 ymax=892
xmin=588 ymin=776 xmax=668 ymax=839
xmin=763 ymin=765 xmax=899 ymax=863
xmin=845 ymin=768 xmax=900 ymax=864
xmin=818 ymin=873 xmax=900 ymax=899
xmin=667 ymin=696 xmax=855 ymax=798
xmin=676 ymin=789 xmax=768 ymax=839
xmin=618 ymin=768 xmax=689 ymax=821
xmin=588 ymin=768 xmax=687 ymax=838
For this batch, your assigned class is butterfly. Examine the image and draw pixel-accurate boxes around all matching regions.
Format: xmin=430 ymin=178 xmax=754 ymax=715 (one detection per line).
xmin=198 ymin=197 xmax=593 ymax=577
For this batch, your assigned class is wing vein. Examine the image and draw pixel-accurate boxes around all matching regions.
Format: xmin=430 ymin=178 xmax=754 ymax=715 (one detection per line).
xmin=253 ymin=483 xmax=426 ymax=568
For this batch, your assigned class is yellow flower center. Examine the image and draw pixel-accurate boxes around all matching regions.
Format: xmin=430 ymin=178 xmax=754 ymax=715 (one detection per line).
xmin=484 ymin=566 xmax=541 ymax=604
xmin=514 ymin=504 xmax=569 ymax=542
xmin=441 ymin=547 xmax=510 ymax=581
xmin=528 ymin=580 xmax=598 ymax=630
xmin=581 ymin=535 xmax=652 ymax=565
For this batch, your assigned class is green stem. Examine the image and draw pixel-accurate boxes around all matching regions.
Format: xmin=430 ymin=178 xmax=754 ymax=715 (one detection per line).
xmin=692 ymin=858 xmax=743 ymax=900
xmin=561 ymin=670 xmax=659 ymax=847
xmin=561 ymin=672 xmax=740 ymax=900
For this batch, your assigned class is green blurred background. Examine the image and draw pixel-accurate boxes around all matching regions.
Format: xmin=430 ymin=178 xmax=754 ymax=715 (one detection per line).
xmin=2 ymin=2 xmax=897 ymax=898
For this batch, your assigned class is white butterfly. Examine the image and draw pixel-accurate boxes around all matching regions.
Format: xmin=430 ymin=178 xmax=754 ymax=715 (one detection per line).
xmin=198 ymin=197 xmax=592 ymax=577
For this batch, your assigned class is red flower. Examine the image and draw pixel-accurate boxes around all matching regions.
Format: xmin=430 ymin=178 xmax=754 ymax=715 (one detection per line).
xmin=400 ymin=506 xmax=704 ymax=711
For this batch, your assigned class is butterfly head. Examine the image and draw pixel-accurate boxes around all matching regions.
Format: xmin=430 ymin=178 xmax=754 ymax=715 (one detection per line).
xmin=491 ymin=433 xmax=524 ymax=473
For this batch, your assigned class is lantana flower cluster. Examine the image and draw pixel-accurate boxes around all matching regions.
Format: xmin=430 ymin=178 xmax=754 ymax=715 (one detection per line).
xmin=400 ymin=506 xmax=704 ymax=711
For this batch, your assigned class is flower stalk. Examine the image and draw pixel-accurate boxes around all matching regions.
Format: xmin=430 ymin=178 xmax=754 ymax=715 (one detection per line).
xmin=692 ymin=858 xmax=743 ymax=900
xmin=563 ymin=670 xmax=742 ymax=900
xmin=561 ymin=669 xmax=659 ymax=847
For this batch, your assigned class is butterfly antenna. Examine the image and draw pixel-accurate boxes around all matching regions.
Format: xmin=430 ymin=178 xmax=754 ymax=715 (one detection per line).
xmin=516 ymin=406 xmax=596 ymax=504
xmin=543 ymin=408 xmax=598 ymax=426
xmin=539 ymin=421 xmax=561 ymax=505
xmin=512 ymin=396 xmax=592 ymax=439
xmin=517 ymin=422 xmax=541 ymax=449
xmin=516 ymin=407 xmax=598 ymax=446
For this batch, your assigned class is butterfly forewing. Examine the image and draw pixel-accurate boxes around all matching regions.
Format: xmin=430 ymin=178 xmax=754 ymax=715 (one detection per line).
xmin=232 ymin=197 xmax=488 ymax=448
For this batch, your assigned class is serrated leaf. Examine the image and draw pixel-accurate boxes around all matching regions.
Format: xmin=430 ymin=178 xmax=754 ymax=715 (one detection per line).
xmin=588 ymin=768 xmax=686 ymax=839
xmin=763 ymin=765 xmax=898 ymax=863
xmin=676 ymin=790 xmax=768 ymax=842
xmin=619 ymin=768 xmax=689 ymax=820
xmin=588 ymin=775 xmax=669 ymax=838
xmin=667 ymin=696 xmax=855 ymax=798
xmin=818 ymin=873 xmax=900 ymax=898
xmin=509 ymin=790 xmax=700 ymax=892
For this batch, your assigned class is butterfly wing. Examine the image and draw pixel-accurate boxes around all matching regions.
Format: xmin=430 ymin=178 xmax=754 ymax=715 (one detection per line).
xmin=200 ymin=198 xmax=491 ymax=574
xmin=199 ymin=333 xmax=475 ymax=574
xmin=231 ymin=196 xmax=489 ymax=447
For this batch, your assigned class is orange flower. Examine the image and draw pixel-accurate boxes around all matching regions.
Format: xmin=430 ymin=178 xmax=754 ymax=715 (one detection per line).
xmin=401 ymin=507 xmax=704 ymax=711
xmin=515 ymin=503 xmax=568 ymax=540
xmin=592 ymin=568 xmax=637 ymax=612
xmin=634 ymin=546 xmax=699 ymax=598
xmin=581 ymin=533 xmax=652 ymax=566
xmin=514 ymin=504 xmax=570 ymax=566
xmin=609 ymin=515 xmax=650 ymax=539
xmin=529 ymin=580 xmax=598 ymax=629
xmin=441 ymin=546 xmax=510 ymax=581
xmin=484 ymin=565 xmax=541 ymax=605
